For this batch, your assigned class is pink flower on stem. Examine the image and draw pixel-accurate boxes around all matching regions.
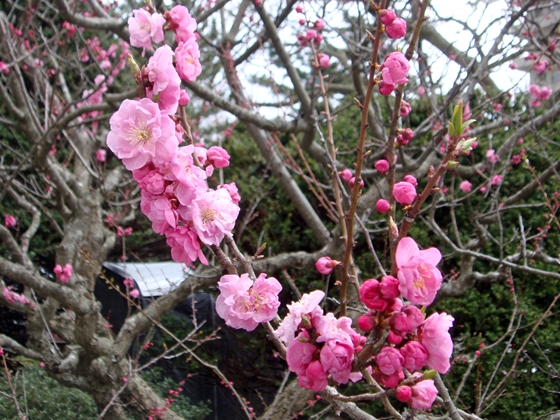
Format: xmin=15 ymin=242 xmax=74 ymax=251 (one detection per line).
xmin=491 ymin=175 xmax=503 ymax=186
xmin=167 ymin=5 xmax=197 ymax=42
xmin=96 ymin=149 xmax=106 ymax=162
xmin=305 ymin=29 xmax=317 ymax=41
xmin=460 ymin=180 xmax=472 ymax=193
xmin=4 ymin=215 xmax=16 ymax=228
xmin=54 ymin=263 xmax=73 ymax=283
xmin=314 ymin=19 xmax=325 ymax=31
xmin=376 ymin=199 xmax=391 ymax=213
xmin=396 ymin=237 xmax=442 ymax=306
xmin=215 ymin=273 xmax=282 ymax=331
xmin=318 ymin=53 xmax=330 ymax=68
xmin=146 ymin=45 xmax=177 ymax=97
xmin=420 ymin=312 xmax=454 ymax=373
xmin=129 ymin=288 xmax=140 ymax=299
xmin=175 ymin=38 xmax=202 ymax=82
xmin=379 ymin=80 xmax=395 ymax=96
xmin=379 ymin=275 xmax=400 ymax=300
xmin=533 ymin=60 xmax=548 ymax=74
xmin=400 ymin=100 xmax=412 ymax=117
xmin=402 ymin=305 xmax=424 ymax=332
xmin=348 ymin=177 xmax=364 ymax=190
xmin=128 ymin=9 xmax=165 ymax=50
xmin=386 ymin=18 xmax=406 ymax=39
xmin=381 ymin=52 xmax=410 ymax=85
xmin=166 ymin=225 xmax=208 ymax=265
xmin=396 ymin=385 xmax=412 ymax=402
xmin=376 ymin=346 xmax=404 ymax=375
xmin=339 ymin=169 xmax=353 ymax=182
xmin=359 ymin=279 xmax=389 ymax=312
xmin=373 ymin=369 xmax=404 ymax=388
xmin=320 ymin=338 xmax=355 ymax=384
xmin=0 ymin=61 xmax=10 ymax=74
xmin=379 ymin=9 xmax=396 ymax=25
xmin=207 ymin=146 xmax=230 ymax=168
xmin=315 ymin=256 xmax=340 ymax=275
xmin=409 ymin=380 xmax=438 ymax=409
xmin=218 ymin=182 xmax=241 ymax=205
xmin=403 ymin=174 xmax=417 ymax=187
xmin=275 ymin=290 xmax=325 ymax=345
xmin=357 ymin=313 xmax=376 ymax=332
xmin=375 ymin=159 xmax=390 ymax=174
xmin=191 ymin=188 xmax=240 ymax=246
xmin=400 ymin=341 xmax=428 ymax=371
xmin=179 ymin=89 xmax=191 ymax=106
xmin=486 ymin=149 xmax=499 ymax=163
xmin=106 ymin=98 xmax=178 ymax=170
xmin=392 ymin=182 xmax=417 ymax=205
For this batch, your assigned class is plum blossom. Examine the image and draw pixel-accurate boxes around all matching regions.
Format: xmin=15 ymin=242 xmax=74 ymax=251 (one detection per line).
xmin=339 ymin=169 xmax=353 ymax=182
xmin=460 ymin=180 xmax=472 ymax=193
xmin=376 ymin=346 xmax=404 ymax=375
xmin=491 ymin=175 xmax=503 ymax=186
xmin=386 ymin=18 xmax=406 ymax=39
xmin=128 ymin=9 xmax=165 ymax=50
xmin=381 ymin=52 xmax=410 ymax=85
xmin=4 ymin=215 xmax=16 ymax=228
xmin=191 ymin=188 xmax=240 ymax=246
xmin=360 ymin=279 xmax=389 ymax=312
xmin=409 ymin=380 xmax=438 ymax=409
xmin=396 ymin=237 xmax=443 ymax=306
xmin=318 ymin=54 xmax=330 ymax=68
xmin=420 ymin=312 xmax=454 ymax=373
xmin=400 ymin=341 xmax=428 ymax=371
xmin=215 ymin=273 xmax=282 ymax=331
xmin=166 ymin=226 xmax=208 ymax=265
xmin=167 ymin=5 xmax=197 ymax=42
xmin=376 ymin=199 xmax=391 ymax=213
xmin=393 ymin=181 xmax=417 ymax=205
xmin=375 ymin=159 xmax=390 ymax=174
xmin=275 ymin=290 xmax=325 ymax=345
xmin=54 ymin=263 xmax=73 ymax=283
xmin=486 ymin=149 xmax=499 ymax=163
xmin=315 ymin=256 xmax=339 ymax=275
xmin=96 ymin=149 xmax=106 ymax=162
xmin=206 ymin=146 xmax=230 ymax=168
xmin=106 ymin=98 xmax=178 ymax=170
xmin=146 ymin=45 xmax=178 ymax=97
xmin=218 ymin=183 xmax=241 ymax=205
xmin=400 ymin=100 xmax=412 ymax=117
xmin=175 ymin=38 xmax=202 ymax=82
xmin=379 ymin=9 xmax=396 ymax=25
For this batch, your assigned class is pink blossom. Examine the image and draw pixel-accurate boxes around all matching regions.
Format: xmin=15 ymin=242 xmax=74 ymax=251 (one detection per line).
xmin=215 ymin=273 xmax=282 ymax=331
xmin=417 ymin=85 xmax=426 ymax=97
xmin=376 ymin=346 xmax=404 ymax=375
xmin=315 ymin=256 xmax=339 ymax=275
xmin=388 ymin=330 xmax=403 ymax=345
xmin=381 ymin=52 xmax=410 ymax=85
xmin=400 ymin=100 xmax=412 ymax=117
xmin=375 ymin=159 xmax=390 ymax=174
xmin=54 ymin=263 xmax=73 ymax=283
xmin=318 ymin=53 xmax=330 ymax=68
xmin=129 ymin=288 xmax=140 ymax=299
xmin=179 ymin=89 xmax=190 ymax=106
xmin=403 ymin=175 xmax=418 ymax=187
xmin=320 ymin=339 xmax=355 ymax=384
xmin=379 ymin=9 xmax=396 ymax=25
xmin=409 ymin=380 xmax=438 ymax=409
xmin=166 ymin=226 xmax=208 ymax=265
xmin=314 ymin=19 xmax=325 ymax=31
xmin=4 ymin=215 xmax=16 ymax=228
xmin=386 ymin=18 xmax=406 ymax=39
xmin=491 ymin=175 xmax=503 ymax=186
xmin=376 ymin=199 xmax=391 ymax=213
xmin=379 ymin=81 xmax=395 ymax=95
xmin=339 ymin=169 xmax=353 ymax=182
xmin=402 ymin=305 xmax=424 ymax=332
xmin=533 ymin=60 xmax=548 ymax=74
xmin=167 ymin=5 xmax=197 ymax=42
xmin=373 ymin=369 xmax=404 ymax=388
xmin=298 ymin=359 xmax=329 ymax=391
xmin=175 ymin=38 xmax=202 ymax=82
xmin=275 ymin=291 xmax=324 ymax=345
xmin=296 ymin=5 xmax=303 ymax=13
xmin=460 ymin=180 xmax=472 ymax=193
xmin=348 ymin=177 xmax=364 ymax=190
xmin=146 ymin=45 xmax=177 ymax=96
xmin=0 ymin=61 xmax=10 ymax=74
xmin=191 ymin=188 xmax=240 ymax=246
xmin=286 ymin=330 xmax=317 ymax=375
xmin=360 ymin=279 xmax=389 ymax=311
xmin=305 ymin=29 xmax=317 ymax=41
xmin=420 ymin=312 xmax=454 ymax=373
xmin=207 ymin=146 xmax=230 ymax=168
xmin=399 ymin=128 xmax=414 ymax=144
xmin=486 ymin=149 xmax=499 ymax=163
xmin=96 ymin=149 xmax=106 ymax=162
xmin=218 ymin=182 xmax=241 ymax=205
xmin=396 ymin=385 xmax=412 ymax=402
xmin=357 ymin=313 xmax=376 ymax=332
xmin=389 ymin=312 xmax=410 ymax=333
xmin=396 ymin=237 xmax=442 ymax=306
xmin=392 ymin=182 xmax=417 ymax=205
xmin=400 ymin=341 xmax=428 ymax=371
xmin=128 ymin=9 xmax=165 ymax=50
xmin=379 ymin=275 xmax=400 ymax=300
xmin=106 ymin=98 xmax=178 ymax=170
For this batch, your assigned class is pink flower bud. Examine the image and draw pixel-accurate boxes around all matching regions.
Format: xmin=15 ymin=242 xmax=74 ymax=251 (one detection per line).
xmin=349 ymin=177 xmax=364 ymax=190
xmin=315 ymin=256 xmax=339 ymax=275
xmin=379 ymin=275 xmax=400 ymax=299
xmin=410 ymin=380 xmax=438 ymax=409
xmin=296 ymin=5 xmax=303 ymax=13
xmin=314 ymin=19 xmax=325 ymax=31
xmin=298 ymin=19 xmax=305 ymax=26
xmin=396 ymin=385 xmax=412 ymax=402
xmin=386 ymin=18 xmax=406 ymax=39
xmin=387 ymin=330 xmax=403 ymax=345
xmin=389 ymin=312 xmax=410 ymax=333
xmin=96 ymin=149 xmax=106 ymax=162
xmin=376 ymin=199 xmax=391 ymax=213
xmin=402 ymin=305 xmax=424 ymax=332
xmin=378 ymin=80 xmax=395 ymax=96
xmin=360 ymin=279 xmax=389 ymax=311
xmin=4 ymin=215 xmax=17 ymax=228
xmin=318 ymin=53 xmax=330 ymax=68
xmin=357 ymin=313 xmax=376 ymax=332
xmin=339 ymin=169 xmax=353 ymax=182
xmin=403 ymin=175 xmax=417 ymax=187
xmin=373 ymin=369 xmax=404 ymax=388
xmin=379 ymin=9 xmax=396 ymax=25
xmin=491 ymin=175 xmax=503 ymax=186
xmin=305 ymin=29 xmax=317 ymax=41
xmin=375 ymin=159 xmax=390 ymax=174
xmin=400 ymin=341 xmax=428 ymax=371
xmin=377 ymin=346 xmax=404 ymax=375
xmin=460 ymin=180 xmax=472 ymax=193
xmin=314 ymin=33 xmax=323 ymax=45
xmin=393 ymin=182 xmax=417 ymax=205
xmin=400 ymin=100 xmax=412 ymax=117
xmin=207 ymin=146 xmax=231 ymax=168
xmin=179 ymin=89 xmax=190 ymax=106
xmin=130 ymin=288 xmax=140 ymax=299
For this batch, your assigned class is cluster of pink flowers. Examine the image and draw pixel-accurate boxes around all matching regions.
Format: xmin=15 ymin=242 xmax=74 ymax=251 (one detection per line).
xmin=3 ymin=286 xmax=33 ymax=307
xmin=379 ymin=52 xmax=410 ymax=96
xmin=380 ymin=9 xmax=407 ymax=39
xmin=276 ymin=291 xmax=365 ymax=391
xmin=107 ymin=6 xmax=238 ymax=266
xmin=215 ymin=273 xmax=282 ymax=331
xmin=54 ymin=263 xmax=73 ymax=283
xmin=296 ymin=12 xmax=331 ymax=68
xmin=123 ymin=277 xmax=140 ymax=299
xmin=528 ymin=84 xmax=552 ymax=107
